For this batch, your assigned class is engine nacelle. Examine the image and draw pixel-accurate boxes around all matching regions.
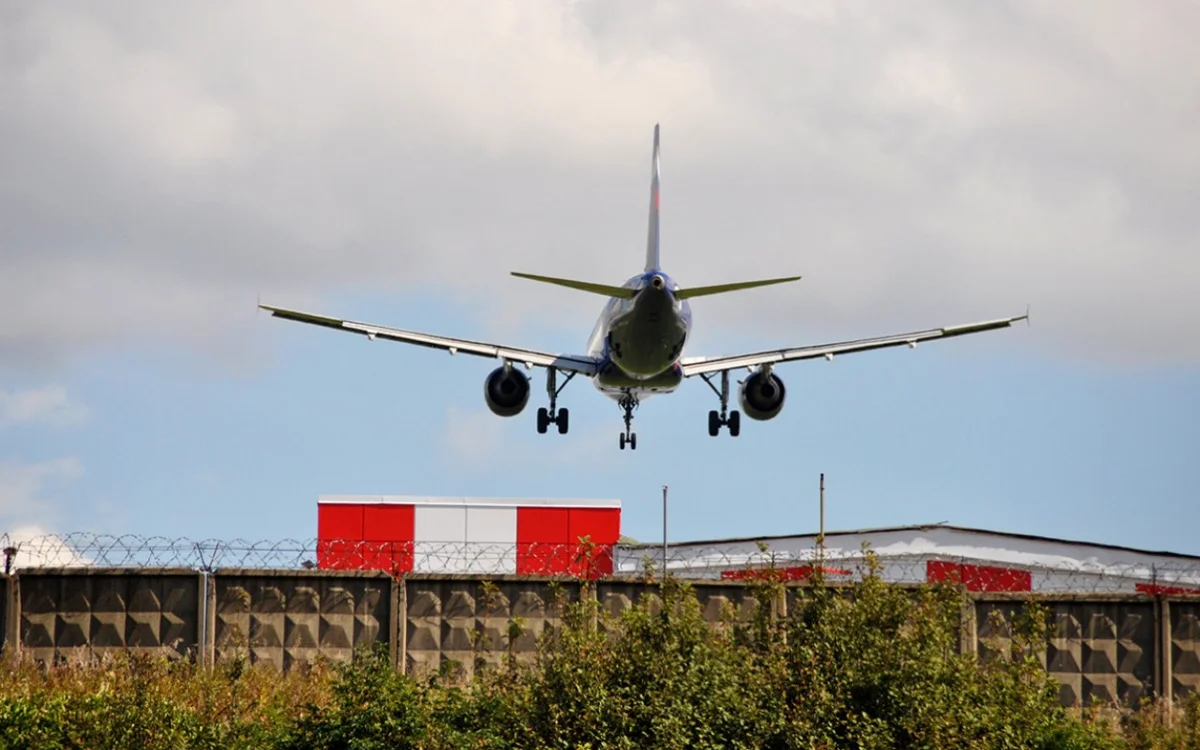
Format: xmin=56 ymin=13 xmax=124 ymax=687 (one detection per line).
xmin=483 ymin=365 xmax=531 ymax=417
xmin=739 ymin=369 xmax=786 ymax=421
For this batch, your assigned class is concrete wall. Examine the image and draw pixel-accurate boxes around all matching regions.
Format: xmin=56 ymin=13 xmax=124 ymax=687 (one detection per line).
xmin=598 ymin=579 xmax=766 ymax=627
xmin=1171 ymin=601 xmax=1200 ymax=699
xmin=1 ymin=567 xmax=1197 ymax=709
xmin=403 ymin=575 xmax=582 ymax=678
xmin=212 ymin=570 xmax=394 ymax=671
xmin=16 ymin=569 xmax=200 ymax=663
xmin=973 ymin=597 xmax=1158 ymax=707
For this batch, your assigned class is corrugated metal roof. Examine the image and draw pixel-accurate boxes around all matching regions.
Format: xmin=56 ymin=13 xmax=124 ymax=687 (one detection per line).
xmin=622 ymin=522 xmax=1200 ymax=562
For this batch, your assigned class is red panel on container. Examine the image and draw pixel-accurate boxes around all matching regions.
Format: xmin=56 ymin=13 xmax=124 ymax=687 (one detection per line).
xmin=926 ymin=561 xmax=1031 ymax=592
xmin=360 ymin=540 xmax=415 ymax=575
xmin=517 ymin=508 xmax=570 ymax=543
xmin=363 ymin=504 xmax=415 ymax=542
xmin=513 ymin=507 xmax=620 ymax=576
xmin=317 ymin=540 xmax=357 ymax=570
xmin=318 ymin=504 xmax=364 ymax=542
xmin=567 ymin=508 xmax=620 ymax=544
xmin=567 ymin=508 xmax=620 ymax=578
xmin=516 ymin=507 xmax=573 ymax=575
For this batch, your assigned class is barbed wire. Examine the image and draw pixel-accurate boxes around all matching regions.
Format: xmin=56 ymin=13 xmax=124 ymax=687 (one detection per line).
xmin=3 ymin=531 xmax=1200 ymax=595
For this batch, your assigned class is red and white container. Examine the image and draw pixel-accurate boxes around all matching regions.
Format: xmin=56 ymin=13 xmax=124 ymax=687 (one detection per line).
xmin=316 ymin=495 xmax=621 ymax=576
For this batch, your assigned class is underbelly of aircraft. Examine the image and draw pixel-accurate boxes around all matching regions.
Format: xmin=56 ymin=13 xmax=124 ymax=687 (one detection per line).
xmin=605 ymin=310 xmax=687 ymax=378
xmin=594 ymin=360 xmax=683 ymax=391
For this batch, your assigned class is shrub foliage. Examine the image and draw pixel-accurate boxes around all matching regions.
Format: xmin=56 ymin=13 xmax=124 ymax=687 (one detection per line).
xmin=1 ymin=555 xmax=1197 ymax=749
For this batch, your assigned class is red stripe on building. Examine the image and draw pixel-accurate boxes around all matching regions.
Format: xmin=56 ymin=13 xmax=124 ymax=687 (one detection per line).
xmin=926 ymin=560 xmax=1031 ymax=592
xmin=721 ymin=565 xmax=851 ymax=582
xmin=1135 ymin=583 xmax=1200 ymax=597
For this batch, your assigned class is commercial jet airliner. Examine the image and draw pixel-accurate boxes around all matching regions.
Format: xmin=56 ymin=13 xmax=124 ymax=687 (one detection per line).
xmin=260 ymin=125 xmax=1027 ymax=450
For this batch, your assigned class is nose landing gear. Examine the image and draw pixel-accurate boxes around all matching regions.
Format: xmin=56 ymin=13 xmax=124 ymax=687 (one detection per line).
xmin=618 ymin=393 xmax=639 ymax=450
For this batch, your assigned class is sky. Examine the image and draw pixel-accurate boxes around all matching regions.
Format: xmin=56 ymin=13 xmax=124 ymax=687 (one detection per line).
xmin=1 ymin=0 xmax=1198 ymax=559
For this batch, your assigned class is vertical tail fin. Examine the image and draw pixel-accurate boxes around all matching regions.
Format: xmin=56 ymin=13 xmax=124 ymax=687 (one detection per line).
xmin=645 ymin=123 xmax=661 ymax=272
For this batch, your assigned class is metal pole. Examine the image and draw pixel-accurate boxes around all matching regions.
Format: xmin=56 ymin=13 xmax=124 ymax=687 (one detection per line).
xmin=662 ymin=484 xmax=668 ymax=576
xmin=818 ymin=474 xmax=825 ymax=567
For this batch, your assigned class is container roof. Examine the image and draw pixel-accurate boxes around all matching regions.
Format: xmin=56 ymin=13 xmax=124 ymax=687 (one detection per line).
xmin=317 ymin=494 xmax=621 ymax=508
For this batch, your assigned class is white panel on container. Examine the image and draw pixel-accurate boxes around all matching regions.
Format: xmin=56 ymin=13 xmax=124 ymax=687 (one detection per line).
xmin=413 ymin=541 xmax=468 ymax=573
xmin=466 ymin=507 xmax=517 ymax=544
xmin=463 ymin=544 xmax=517 ymax=574
xmin=415 ymin=506 xmax=466 ymax=542
xmin=412 ymin=541 xmax=516 ymax=574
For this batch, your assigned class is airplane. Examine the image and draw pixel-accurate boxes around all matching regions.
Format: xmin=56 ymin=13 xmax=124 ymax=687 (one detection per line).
xmin=259 ymin=124 xmax=1028 ymax=450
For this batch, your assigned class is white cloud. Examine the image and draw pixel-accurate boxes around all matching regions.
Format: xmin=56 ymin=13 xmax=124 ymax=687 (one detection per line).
xmin=441 ymin=405 xmax=510 ymax=469
xmin=1 ymin=1 xmax=1197 ymax=369
xmin=0 ymin=386 xmax=90 ymax=428
xmin=440 ymin=404 xmax=613 ymax=470
xmin=0 ymin=524 xmax=92 ymax=569
xmin=0 ymin=457 xmax=85 ymax=527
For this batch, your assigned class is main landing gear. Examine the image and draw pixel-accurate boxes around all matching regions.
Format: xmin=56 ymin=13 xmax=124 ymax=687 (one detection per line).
xmin=700 ymin=370 xmax=740 ymax=437
xmin=618 ymin=393 xmax=639 ymax=450
xmin=536 ymin=367 xmax=573 ymax=435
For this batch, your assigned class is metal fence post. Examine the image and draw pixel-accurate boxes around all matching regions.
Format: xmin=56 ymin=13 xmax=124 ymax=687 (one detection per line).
xmin=1162 ymin=598 xmax=1174 ymax=713
xmin=197 ymin=570 xmax=208 ymax=667
xmin=393 ymin=575 xmax=406 ymax=673
xmin=3 ymin=573 xmax=17 ymax=660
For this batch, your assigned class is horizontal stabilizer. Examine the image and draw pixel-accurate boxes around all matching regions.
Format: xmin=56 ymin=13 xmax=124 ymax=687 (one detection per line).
xmin=511 ymin=272 xmax=636 ymax=298
xmin=675 ymin=275 xmax=801 ymax=300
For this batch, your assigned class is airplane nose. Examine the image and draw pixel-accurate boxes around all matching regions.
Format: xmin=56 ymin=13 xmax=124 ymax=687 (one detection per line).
xmin=650 ymin=275 xmax=665 ymax=290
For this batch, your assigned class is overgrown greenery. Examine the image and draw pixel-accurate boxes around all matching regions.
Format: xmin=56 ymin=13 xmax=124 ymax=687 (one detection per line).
xmin=1 ymin=555 xmax=1197 ymax=749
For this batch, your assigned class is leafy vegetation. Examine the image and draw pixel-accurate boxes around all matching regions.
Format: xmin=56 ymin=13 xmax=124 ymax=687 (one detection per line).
xmin=1 ymin=556 xmax=1197 ymax=749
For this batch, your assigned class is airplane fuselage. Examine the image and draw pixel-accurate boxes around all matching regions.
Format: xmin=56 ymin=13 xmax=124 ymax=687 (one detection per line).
xmin=585 ymin=270 xmax=691 ymax=401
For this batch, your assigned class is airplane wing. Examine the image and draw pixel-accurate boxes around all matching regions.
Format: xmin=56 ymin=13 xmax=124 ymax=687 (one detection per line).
xmin=258 ymin=303 xmax=601 ymax=375
xmin=679 ymin=312 xmax=1029 ymax=378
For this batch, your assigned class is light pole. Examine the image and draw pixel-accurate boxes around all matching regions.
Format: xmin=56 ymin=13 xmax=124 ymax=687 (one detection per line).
xmin=818 ymin=473 xmax=826 ymax=568
xmin=662 ymin=484 xmax=668 ymax=576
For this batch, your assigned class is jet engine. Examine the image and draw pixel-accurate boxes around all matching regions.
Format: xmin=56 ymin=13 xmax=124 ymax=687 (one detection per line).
xmin=483 ymin=365 xmax=531 ymax=417
xmin=738 ymin=368 xmax=786 ymax=421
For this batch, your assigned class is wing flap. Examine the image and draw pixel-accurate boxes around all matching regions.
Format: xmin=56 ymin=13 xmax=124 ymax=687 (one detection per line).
xmin=680 ymin=313 xmax=1028 ymax=377
xmin=259 ymin=303 xmax=600 ymax=375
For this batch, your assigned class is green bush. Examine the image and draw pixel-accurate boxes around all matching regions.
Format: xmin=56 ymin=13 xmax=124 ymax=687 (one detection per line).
xmin=1 ymin=559 xmax=1196 ymax=749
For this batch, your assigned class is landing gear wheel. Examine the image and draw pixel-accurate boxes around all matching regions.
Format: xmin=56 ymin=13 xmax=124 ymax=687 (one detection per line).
xmin=629 ymin=433 xmax=637 ymax=450
xmin=537 ymin=366 xmax=575 ymax=436
xmin=619 ymin=433 xmax=626 ymax=450
xmin=700 ymin=370 xmax=743 ymax=437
